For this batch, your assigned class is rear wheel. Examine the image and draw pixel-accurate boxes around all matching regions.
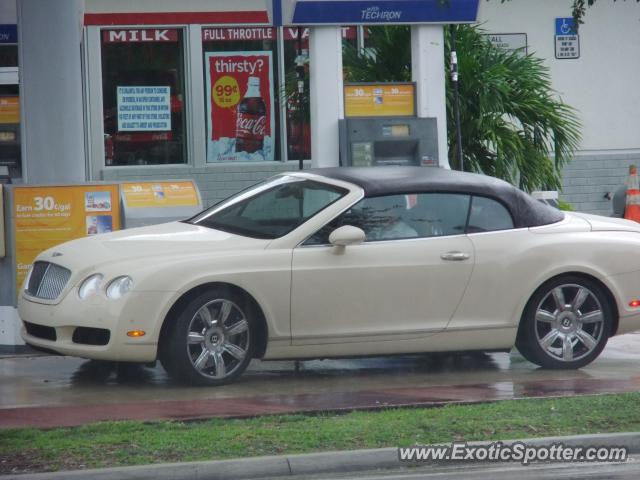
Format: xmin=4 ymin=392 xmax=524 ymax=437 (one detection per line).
xmin=516 ymin=276 xmax=612 ymax=369
xmin=160 ymin=288 xmax=254 ymax=386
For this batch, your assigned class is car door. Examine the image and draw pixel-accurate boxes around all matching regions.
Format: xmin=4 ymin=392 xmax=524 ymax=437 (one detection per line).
xmin=290 ymin=192 xmax=475 ymax=345
xmin=448 ymin=195 xmax=531 ymax=331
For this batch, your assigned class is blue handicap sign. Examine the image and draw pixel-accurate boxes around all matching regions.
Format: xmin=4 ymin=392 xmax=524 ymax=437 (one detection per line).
xmin=555 ymin=17 xmax=577 ymax=36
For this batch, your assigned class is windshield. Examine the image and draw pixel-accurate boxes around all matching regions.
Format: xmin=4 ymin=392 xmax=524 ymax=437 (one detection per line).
xmin=187 ymin=175 xmax=348 ymax=239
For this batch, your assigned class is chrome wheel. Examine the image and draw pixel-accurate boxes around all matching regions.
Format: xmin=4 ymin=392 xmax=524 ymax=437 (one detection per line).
xmin=534 ymin=284 xmax=605 ymax=363
xmin=186 ymin=299 xmax=250 ymax=379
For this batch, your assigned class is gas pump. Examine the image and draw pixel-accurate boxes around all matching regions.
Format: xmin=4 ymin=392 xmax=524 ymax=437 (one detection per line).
xmin=339 ymin=82 xmax=439 ymax=167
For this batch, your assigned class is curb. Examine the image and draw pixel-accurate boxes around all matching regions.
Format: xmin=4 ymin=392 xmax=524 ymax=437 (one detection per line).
xmin=4 ymin=432 xmax=640 ymax=479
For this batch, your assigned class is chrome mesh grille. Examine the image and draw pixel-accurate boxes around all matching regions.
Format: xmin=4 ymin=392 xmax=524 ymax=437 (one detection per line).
xmin=27 ymin=262 xmax=49 ymax=294
xmin=26 ymin=261 xmax=71 ymax=300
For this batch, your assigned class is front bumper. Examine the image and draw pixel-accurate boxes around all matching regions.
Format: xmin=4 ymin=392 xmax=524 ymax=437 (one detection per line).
xmin=18 ymin=288 xmax=173 ymax=362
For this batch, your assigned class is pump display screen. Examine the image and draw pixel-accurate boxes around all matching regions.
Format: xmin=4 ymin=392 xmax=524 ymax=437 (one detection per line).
xmin=382 ymin=124 xmax=410 ymax=137
xmin=0 ymin=131 xmax=15 ymax=142
xmin=351 ymin=142 xmax=374 ymax=166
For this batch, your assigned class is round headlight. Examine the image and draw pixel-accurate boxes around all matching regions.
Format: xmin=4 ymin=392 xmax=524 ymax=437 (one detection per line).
xmin=106 ymin=276 xmax=133 ymax=300
xmin=78 ymin=274 xmax=104 ymax=300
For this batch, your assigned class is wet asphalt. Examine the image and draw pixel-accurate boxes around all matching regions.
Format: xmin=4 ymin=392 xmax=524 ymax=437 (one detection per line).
xmin=1 ymin=332 xmax=640 ymax=428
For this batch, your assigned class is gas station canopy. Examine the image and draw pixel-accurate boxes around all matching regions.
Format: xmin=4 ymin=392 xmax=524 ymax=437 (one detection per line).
xmin=278 ymin=0 xmax=480 ymax=26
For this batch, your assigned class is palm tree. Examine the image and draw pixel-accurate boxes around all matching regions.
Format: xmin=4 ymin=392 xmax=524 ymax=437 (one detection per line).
xmin=342 ymin=26 xmax=412 ymax=82
xmin=342 ymin=25 xmax=581 ymax=192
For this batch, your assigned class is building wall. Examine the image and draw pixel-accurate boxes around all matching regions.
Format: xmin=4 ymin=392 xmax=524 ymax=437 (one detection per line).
xmin=0 ymin=0 xmax=16 ymax=21
xmin=477 ymin=0 xmax=640 ymax=214
xmin=561 ymin=152 xmax=639 ymax=216
xmin=85 ymin=0 xmax=269 ymax=14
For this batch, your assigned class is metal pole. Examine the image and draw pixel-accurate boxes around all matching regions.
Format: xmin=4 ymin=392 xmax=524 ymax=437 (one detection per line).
xmin=450 ymin=25 xmax=463 ymax=171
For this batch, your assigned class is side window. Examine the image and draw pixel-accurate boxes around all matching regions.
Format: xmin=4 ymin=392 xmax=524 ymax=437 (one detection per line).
xmin=304 ymin=193 xmax=470 ymax=245
xmin=467 ymin=196 xmax=514 ymax=233
xmin=411 ymin=193 xmax=470 ymax=238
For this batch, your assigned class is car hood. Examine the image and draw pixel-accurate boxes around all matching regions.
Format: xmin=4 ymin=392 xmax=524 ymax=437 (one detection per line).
xmin=38 ymin=221 xmax=270 ymax=271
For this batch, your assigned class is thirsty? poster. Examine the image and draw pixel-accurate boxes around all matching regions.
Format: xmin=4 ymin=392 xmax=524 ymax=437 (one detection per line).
xmin=205 ymin=51 xmax=274 ymax=162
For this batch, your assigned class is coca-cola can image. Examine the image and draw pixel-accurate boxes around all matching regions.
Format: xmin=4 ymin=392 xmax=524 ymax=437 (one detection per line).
xmin=236 ymin=76 xmax=267 ymax=154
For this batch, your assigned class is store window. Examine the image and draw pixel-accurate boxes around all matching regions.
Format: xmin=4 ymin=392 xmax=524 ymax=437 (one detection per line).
xmin=0 ymin=84 xmax=20 ymax=178
xmin=202 ymin=27 xmax=279 ymax=162
xmin=283 ymin=27 xmax=309 ymax=162
xmin=282 ymin=27 xmax=357 ymax=161
xmin=101 ymin=28 xmax=187 ymax=166
xmin=0 ymin=34 xmax=20 ymax=179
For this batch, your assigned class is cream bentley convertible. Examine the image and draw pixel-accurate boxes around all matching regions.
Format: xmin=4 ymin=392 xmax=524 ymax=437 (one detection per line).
xmin=19 ymin=167 xmax=640 ymax=385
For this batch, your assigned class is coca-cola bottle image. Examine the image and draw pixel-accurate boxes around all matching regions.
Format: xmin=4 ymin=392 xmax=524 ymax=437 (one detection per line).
xmin=236 ymin=76 xmax=267 ymax=154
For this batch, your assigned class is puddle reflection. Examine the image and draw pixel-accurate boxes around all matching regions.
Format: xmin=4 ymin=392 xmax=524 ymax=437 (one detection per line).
xmin=71 ymin=360 xmax=158 ymax=385
xmin=68 ymin=352 xmax=509 ymax=388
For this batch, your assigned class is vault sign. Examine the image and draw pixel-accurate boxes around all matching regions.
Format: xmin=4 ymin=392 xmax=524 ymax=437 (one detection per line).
xmin=555 ymin=17 xmax=580 ymax=59
xmin=280 ymin=0 xmax=480 ymax=25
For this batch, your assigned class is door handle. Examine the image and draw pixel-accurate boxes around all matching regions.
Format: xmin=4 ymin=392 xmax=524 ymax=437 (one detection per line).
xmin=440 ymin=251 xmax=470 ymax=261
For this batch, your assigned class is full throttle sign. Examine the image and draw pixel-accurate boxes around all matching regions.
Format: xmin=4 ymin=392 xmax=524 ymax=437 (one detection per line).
xmin=102 ymin=29 xmax=179 ymax=43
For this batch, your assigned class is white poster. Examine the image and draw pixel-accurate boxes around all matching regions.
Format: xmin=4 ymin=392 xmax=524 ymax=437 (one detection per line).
xmin=117 ymin=86 xmax=171 ymax=131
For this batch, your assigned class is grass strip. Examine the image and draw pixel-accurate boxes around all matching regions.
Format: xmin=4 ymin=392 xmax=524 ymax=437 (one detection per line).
xmin=2 ymin=392 xmax=640 ymax=474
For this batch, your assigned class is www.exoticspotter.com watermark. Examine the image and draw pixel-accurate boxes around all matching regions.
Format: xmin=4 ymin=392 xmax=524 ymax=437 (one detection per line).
xmin=398 ymin=441 xmax=628 ymax=466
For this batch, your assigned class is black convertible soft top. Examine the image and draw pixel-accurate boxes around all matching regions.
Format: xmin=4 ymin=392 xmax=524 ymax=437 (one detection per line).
xmin=306 ymin=166 xmax=564 ymax=229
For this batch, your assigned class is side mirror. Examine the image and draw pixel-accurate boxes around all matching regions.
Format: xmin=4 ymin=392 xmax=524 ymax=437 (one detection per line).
xmin=329 ymin=225 xmax=366 ymax=247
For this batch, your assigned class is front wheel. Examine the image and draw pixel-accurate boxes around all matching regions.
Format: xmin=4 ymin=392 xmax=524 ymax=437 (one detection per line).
xmin=516 ymin=276 xmax=613 ymax=369
xmin=160 ymin=289 xmax=254 ymax=386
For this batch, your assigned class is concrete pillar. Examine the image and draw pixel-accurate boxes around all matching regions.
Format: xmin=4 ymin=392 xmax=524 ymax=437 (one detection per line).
xmin=411 ymin=25 xmax=449 ymax=168
xmin=309 ymin=26 xmax=343 ymax=168
xmin=18 ymin=0 xmax=86 ymax=183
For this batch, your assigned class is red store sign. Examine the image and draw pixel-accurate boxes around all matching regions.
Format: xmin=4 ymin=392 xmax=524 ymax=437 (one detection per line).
xmin=202 ymin=27 xmax=275 ymax=42
xmin=201 ymin=26 xmax=357 ymax=44
xmin=102 ymin=29 xmax=179 ymax=43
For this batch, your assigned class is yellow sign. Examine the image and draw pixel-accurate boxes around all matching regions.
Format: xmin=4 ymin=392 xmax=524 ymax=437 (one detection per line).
xmin=122 ymin=181 xmax=199 ymax=208
xmin=0 ymin=96 xmax=20 ymax=124
xmin=344 ymin=83 xmax=415 ymax=118
xmin=13 ymin=185 xmax=121 ymax=294
xmin=212 ymin=75 xmax=241 ymax=109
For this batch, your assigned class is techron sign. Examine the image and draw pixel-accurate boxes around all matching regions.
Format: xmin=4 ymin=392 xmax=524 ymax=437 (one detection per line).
xmin=279 ymin=0 xmax=480 ymax=25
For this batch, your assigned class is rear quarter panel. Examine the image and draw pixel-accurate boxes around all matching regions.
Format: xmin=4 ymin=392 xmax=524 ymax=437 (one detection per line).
xmin=449 ymin=228 xmax=640 ymax=341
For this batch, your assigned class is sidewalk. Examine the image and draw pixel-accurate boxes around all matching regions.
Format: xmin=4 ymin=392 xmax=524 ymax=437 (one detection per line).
xmin=4 ymin=343 xmax=640 ymax=429
xmin=4 ymin=374 xmax=640 ymax=429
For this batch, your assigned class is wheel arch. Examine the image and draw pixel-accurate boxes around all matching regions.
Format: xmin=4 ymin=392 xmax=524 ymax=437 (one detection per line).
xmin=519 ymin=271 xmax=620 ymax=337
xmin=157 ymin=282 xmax=270 ymax=360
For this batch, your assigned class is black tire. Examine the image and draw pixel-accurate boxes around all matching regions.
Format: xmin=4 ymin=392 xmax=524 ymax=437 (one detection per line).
xmin=516 ymin=275 xmax=613 ymax=369
xmin=160 ymin=288 xmax=255 ymax=386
